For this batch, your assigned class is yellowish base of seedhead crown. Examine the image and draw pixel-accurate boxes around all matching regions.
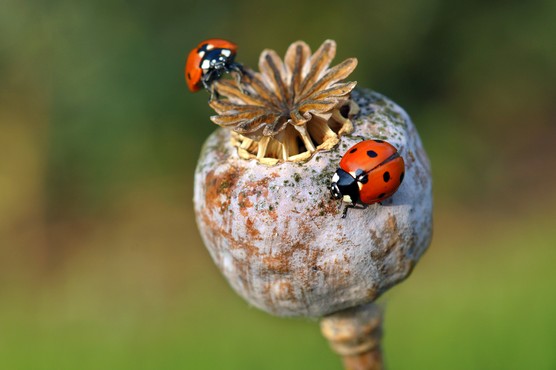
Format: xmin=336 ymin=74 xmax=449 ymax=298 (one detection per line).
xmin=232 ymin=101 xmax=357 ymax=165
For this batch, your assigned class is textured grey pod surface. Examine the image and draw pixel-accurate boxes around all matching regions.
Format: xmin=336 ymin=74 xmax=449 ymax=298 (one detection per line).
xmin=194 ymin=89 xmax=432 ymax=317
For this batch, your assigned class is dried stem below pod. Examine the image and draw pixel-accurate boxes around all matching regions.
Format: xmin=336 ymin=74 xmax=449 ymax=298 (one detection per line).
xmin=320 ymin=303 xmax=384 ymax=370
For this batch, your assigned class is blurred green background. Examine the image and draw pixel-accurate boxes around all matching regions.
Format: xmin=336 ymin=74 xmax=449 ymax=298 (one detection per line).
xmin=1 ymin=0 xmax=556 ymax=369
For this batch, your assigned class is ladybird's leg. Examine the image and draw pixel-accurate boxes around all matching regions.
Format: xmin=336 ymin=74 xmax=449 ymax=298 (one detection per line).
xmin=202 ymin=70 xmax=221 ymax=100
xmin=229 ymin=62 xmax=245 ymax=76
xmin=203 ymin=67 xmax=224 ymax=90
xmin=341 ymin=202 xmax=357 ymax=218
xmin=237 ymin=68 xmax=256 ymax=95
xmin=209 ymin=87 xmax=222 ymax=101
xmin=207 ymin=88 xmax=215 ymax=101
xmin=341 ymin=205 xmax=351 ymax=218
xmin=205 ymin=82 xmax=216 ymax=101
xmin=235 ymin=74 xmax=244 ymax=94
xmin=206 ymin=86 xmax=221 ymax=102
xmin=342 ymin=202 xmax=368 ymax=218
xmin=201 ymin=71 xmax=212 ymax=91
xmin=229 ymin=62 xmax=245 ymax=93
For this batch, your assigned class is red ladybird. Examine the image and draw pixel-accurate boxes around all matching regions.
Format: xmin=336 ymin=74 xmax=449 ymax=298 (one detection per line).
xmin=330 ymin=140 xmax=405 ymax=218
xmin=185 ymin=38 xmax=243 ymax=93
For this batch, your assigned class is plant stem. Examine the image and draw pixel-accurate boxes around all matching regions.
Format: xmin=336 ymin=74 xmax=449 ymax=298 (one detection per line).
xmin=320 ymin=303 xmax=384 ymax=370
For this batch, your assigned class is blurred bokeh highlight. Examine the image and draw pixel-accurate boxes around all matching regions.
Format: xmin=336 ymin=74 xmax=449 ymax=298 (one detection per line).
xmin=1 ymin=0 xmax=555 ymax=369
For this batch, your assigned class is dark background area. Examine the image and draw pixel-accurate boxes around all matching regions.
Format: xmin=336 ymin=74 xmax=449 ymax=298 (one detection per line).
xmin=1 ymin=0 xmax=555 ymax=369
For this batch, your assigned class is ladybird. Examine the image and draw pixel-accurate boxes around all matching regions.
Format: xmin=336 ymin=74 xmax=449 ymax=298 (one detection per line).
xmin=330 ymin=139 xmax=405 ymax=218
xmin=185 ymin=38 xmax=243 ymax=93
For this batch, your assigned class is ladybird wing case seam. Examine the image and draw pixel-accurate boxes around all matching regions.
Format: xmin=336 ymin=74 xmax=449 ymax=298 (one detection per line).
xmin=339 ymin=140 xmax=398 ymax=174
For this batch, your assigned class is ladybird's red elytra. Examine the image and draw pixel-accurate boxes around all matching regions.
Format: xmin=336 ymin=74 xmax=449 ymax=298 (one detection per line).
xmin=185 ymin=38 xmax=242 ymax=93
xmin=330 ymin=140 xmax=405 ymax=218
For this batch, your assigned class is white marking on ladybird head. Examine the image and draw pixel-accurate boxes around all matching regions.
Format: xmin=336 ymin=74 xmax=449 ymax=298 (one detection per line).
xmin=331 ymin=173 xmax=339 ymax=183
xmin=198 ymin=50 xmax=205 ymax=58
xmin=221 ymin=49 xmax=231 ymax=57
xmin=206 ymin=44 xmax=214 ymax=50
xmin=358 ymin=182 xmax=363 ymax=191
xmin=201 ymin=59 xmax=211 ymax=70
xmin=343 ymin=195 xmax=353 ymax=203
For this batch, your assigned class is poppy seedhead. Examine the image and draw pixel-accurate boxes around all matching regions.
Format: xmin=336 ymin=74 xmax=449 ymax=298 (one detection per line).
xmin=194 ymin=89 xmax=433 ymax=317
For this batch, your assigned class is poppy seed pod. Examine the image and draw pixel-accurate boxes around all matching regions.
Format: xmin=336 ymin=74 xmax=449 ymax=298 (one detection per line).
xmin=194 ymin=69 xmax=432 ymax=317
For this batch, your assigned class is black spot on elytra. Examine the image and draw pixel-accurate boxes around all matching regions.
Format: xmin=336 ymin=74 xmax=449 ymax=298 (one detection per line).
xmin=378 ymin=193 xmax=386 ymax=199
xmin=187 ymin=72 xmax=191 ymax=79
xmin=383 ymin=171 xmax=390 ymax=182
xmin=400 ymin=172 xmax=405 ymax=183
xmin=350 ymin=148 xmax=358 ymax=154
xmin=367 ymin=150 xmax=378 ymax=158
xmin=373 ymin=139 xmax=384 ymax=143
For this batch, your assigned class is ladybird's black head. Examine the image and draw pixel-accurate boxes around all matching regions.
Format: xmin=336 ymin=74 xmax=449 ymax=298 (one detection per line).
xmin=201 ymin=49 xmax=231 ymax=71
xmin=330 ymin=168 xmax=360 ymax=203
xmin=199 ymin=48 xmax=241 ymax=91
xmin=330 ymin=182 xmax=342 ymax=200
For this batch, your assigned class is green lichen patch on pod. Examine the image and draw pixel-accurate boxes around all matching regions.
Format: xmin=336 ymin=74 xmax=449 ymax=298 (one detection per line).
xmin=194 ymin=89 xmax=433 ymax=317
